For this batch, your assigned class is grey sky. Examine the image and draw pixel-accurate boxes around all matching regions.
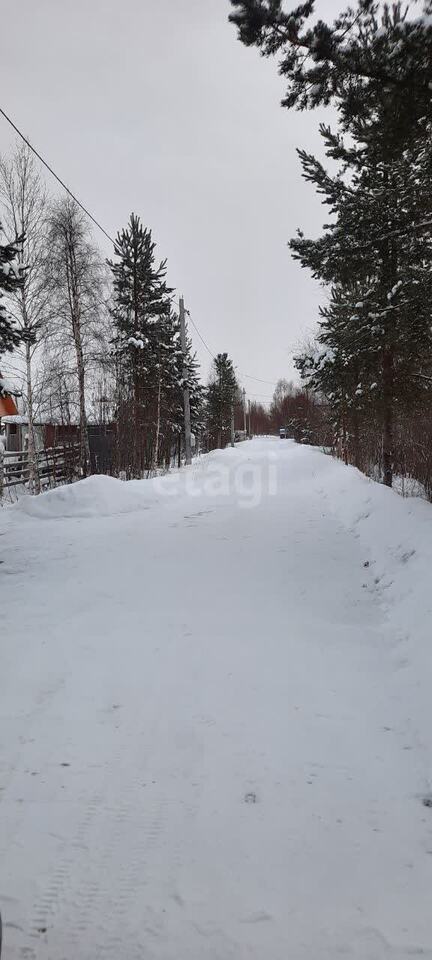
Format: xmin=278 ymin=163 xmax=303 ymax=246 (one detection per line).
xmin=1 ymin=0 xmax=340 ymax=403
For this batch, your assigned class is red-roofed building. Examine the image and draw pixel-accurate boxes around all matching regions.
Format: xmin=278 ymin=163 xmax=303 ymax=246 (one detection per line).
xmin=0 ymin=393 xmax=18 ymax=417
xmin=0 ymin=370 xmax=19 ymax=420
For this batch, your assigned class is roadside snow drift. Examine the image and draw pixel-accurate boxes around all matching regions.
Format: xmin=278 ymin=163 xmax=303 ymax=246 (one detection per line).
xmin=16 ymin=473 xmax=156 ymax=519
xmin=1 ymin=439 xmax=432 ymax=960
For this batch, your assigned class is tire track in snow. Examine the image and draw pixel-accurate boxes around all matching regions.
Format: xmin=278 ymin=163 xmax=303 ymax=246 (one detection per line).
xmin=97 ymin=792 xmax=170 ymax=958
xmin=70 ymin=717 xmax=207 ymax=957
xmin=18 ymin=789 xmax=106 ymax=960
xmin=45 ymin=779 xmax=172 ymax=957
xmin=0 ymin=672 xmax=67 ymax=802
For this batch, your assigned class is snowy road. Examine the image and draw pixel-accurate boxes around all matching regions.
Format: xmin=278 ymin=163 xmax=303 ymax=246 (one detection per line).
xmin=1 ymin=439 xmax=432 ymax=959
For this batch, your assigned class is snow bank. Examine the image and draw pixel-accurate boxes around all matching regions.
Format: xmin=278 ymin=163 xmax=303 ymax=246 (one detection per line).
xmin=318 ymin=453 xmax=432 ymax=633
xmin=12 ymin=448 xmax=243 ymax=520
xmin=16 ymin=474 xmax=159 ymax=519
xmin=279 ymin=443 xmax=432 ymax=643
xmin=303 ymin=448 xmax=432 ymax=763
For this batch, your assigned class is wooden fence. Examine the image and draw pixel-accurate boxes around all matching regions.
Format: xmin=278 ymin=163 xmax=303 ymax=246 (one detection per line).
xmin=0 ymin=443 xmax=80 ymax=497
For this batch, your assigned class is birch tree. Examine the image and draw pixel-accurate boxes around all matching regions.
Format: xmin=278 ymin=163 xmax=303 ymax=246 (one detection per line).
xmin=46 ymin=198 xmax=105 ymax=476
xmin=0 ymin=144 xmax=50 ymax=492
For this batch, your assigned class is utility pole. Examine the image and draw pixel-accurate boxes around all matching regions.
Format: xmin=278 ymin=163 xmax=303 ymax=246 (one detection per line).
xmin=230 ymin=402 xmax=235 ymax=447
xmin=242 ymin=388 xmax=247 ymax=434
xmin=248 ymin=399 xmax=251 ymax=438
xmin=179 ymin=296 xmax=192 ymax=466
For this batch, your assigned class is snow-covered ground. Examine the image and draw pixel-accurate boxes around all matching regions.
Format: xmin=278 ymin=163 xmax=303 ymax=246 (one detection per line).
xmin=1 ymin=439 xmax=432 ymax=959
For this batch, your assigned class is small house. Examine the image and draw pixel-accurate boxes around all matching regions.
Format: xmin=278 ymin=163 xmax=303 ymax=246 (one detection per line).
xmin=0 ymin=415 xmax=81 ymax=453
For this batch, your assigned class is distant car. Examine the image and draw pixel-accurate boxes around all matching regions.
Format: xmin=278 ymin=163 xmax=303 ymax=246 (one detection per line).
xmin=279 ymin=427 xmax=287 ymax=439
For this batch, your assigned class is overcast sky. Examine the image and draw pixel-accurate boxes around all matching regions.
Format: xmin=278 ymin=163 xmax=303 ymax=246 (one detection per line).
xmin=1 ymin=0 xmax=340 ymax=403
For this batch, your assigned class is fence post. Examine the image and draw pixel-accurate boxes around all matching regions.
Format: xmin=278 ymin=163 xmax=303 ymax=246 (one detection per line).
xmin=0 ymin=439 xmax=4 ymax=499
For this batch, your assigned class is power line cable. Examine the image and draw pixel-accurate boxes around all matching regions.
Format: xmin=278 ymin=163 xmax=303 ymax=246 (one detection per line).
xmin=0 ymin=104 xmax=116 ymax=247
xmin=243 ymin=373 xmax=277 ymax=386
xmin=247 ymin=392 xmax=274 ymax=400
xmin=186 ymin=309 xmax=277 ymax=389
xmin=185 ymin=309 xmax=215 ymax=360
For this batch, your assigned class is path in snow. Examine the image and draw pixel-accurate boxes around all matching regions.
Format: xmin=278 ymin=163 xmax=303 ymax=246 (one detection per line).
xmin=1 ymin=439 xmax=431 ymax=959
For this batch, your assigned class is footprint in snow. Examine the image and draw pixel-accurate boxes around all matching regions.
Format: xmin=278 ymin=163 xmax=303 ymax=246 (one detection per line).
xmin=240 ymin=911 xmax=272 ymax=924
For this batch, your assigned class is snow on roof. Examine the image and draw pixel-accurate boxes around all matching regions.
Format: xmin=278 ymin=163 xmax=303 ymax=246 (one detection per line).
xmin=0 ymin=374 xmax=21 ymax=396
xmin=1 ymin=413 xmax=82 ymax=426
xmin=1 ymin=414 xmax=29 ymax=425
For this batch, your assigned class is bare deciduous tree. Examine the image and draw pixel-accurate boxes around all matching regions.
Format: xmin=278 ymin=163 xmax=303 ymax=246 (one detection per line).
xmin=0 ymin=143 xmax=49 ymax=493
xmin=45 ymin=198 xmax=106 ymax=476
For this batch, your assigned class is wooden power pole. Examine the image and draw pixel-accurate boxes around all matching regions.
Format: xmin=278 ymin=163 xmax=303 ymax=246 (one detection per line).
xmin=179 ymin=296 xmax=192 ymax=466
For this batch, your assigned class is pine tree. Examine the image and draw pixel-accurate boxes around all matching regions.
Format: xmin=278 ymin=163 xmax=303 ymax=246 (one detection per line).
xmin=148 ymin=309 xmax=182 ymax=470
xmin=151 ymin=317 xmax=205 ymax=467
xmin=181 ymin=332 xmax=206 ymax=456
xmin=206 ymin=353 xmax=239 ymax=449
xmin=108 ymin=214 xmax=173 ymax=475
xmin=186 ymin=342 xmax=206 ymax=442
xmin=229 ymin=0 xmax=432 ymax=136
xmin=292 ymin=120 xmax=432 ymax=483
xmin=295 ymin=286 xmax=373 ymax=465
xmin=230 ymin=0 xmax=432 ymax=485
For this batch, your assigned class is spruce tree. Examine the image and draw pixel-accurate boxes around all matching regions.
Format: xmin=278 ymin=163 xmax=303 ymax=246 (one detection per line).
xmin=295 ymin=286 xmax=374 ymax=466
xmin=108 ymin=214 xmax=172 ymax=474
xmin=182 ymin=332 xmax=206 ymax=452
xmin=206 ymin=353 xmax=239 ymax=449
xmin=230 ymin=0 xmax=432 ymax=485
xmin=148 ymin=309 xmax=183 ymax=469
xmin=292 ymin=120 xmax=432 ymax=483
xmin=159 ymin=321 xmax=205 ymax=465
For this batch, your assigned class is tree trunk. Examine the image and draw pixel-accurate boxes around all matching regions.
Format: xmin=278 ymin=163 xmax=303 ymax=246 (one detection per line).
xmin=382 ymin=411 xmax=393 ymax=487
xmin=381 ymin=170 xmax=395 ymax=489
xmin=70 ymin=293 xmax=90 ymax=477
xmin=76 ymin=350 xmax=90 ymax=477
xmin=66 ymin=238 xmax=90 ymax=478
xmin=25 ymin=338 xmax=41 ymax=495
xmin=0 ymin=439 xmax=4 ymax=500
xmin=133 ymin=391 xmax=141 ymax=477
xmin=382 ymin=348 xmax=394 ymax=487
xmin=153 ymin=374 xmax=162 ymax=472
xmin=340 ymin=416 xmax=348 ymax=465
xmin=352 ymin=409 xmax=361 ymax=470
